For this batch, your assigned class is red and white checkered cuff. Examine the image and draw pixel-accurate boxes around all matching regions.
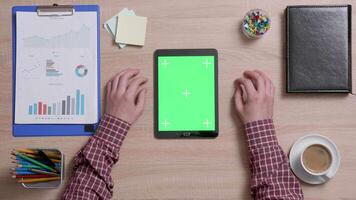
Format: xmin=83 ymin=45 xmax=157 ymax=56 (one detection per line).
xmin=244 ymin=119 xmax=278 ymax=152
xmin=93 ymin=114 xmax=131 ymax=149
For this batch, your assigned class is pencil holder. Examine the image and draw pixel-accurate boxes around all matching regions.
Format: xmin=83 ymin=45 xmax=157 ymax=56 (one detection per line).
xmin=10 ymin=148 xmax=64 ymax=189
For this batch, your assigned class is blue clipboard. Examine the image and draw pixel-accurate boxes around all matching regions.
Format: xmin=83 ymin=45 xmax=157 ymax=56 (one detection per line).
xmin=12 ymin=5 xmax=101 ymax=137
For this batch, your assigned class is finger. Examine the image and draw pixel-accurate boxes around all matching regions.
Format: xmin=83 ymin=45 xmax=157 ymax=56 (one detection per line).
xmin=235 ymin=78 xmax=257 ymax=98
xmin=254 ymin=70 xmax=271 ymax=84
xmin=135 ymin=82 xmax=148 ymax=97
xmin=111 ymin=68 xmax=129 ymax=92
xmin=254 ymin=70 xmax=273 ymax=94
xmin=243 ymin=70 xmax=265 ymax=93
xmin=117 ymin=69 xmax=140 ymax=94
xmin=241 ymin=84 xmax=248 ymax=102
xmin=234 ymin=85 xmax=244 ymax=111
xmin=257 ymin=71 xmax=273 ymax=96
xmin=127 ymin=72 xmax=142 ymax=87
xmin=135 ymin=88 xmax=147 ymax=114
xmin=126 ymin=77 xmax=148 ymax=100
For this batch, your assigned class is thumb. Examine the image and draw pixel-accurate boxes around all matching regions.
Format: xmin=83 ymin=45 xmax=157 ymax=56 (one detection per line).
xmin=234 ymin=85 xmax=244 ymax=111
xmin=135 ymin=88 xmax=147 ymax=114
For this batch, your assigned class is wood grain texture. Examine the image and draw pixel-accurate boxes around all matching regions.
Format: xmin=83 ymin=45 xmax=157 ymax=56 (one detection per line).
xmin=1 ymin=0 xmax=356 ymax=199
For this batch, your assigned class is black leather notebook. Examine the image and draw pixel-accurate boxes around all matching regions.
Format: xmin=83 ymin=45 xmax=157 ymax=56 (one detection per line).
xmin=286 ymin=5 xmax=352 ymax=93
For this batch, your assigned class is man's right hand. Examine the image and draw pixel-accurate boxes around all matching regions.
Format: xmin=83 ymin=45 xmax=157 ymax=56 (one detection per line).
xmin=234 ymin=70 xmax=275 ymax=124
xmin=105 ymin=68 xmax=148 ymax=124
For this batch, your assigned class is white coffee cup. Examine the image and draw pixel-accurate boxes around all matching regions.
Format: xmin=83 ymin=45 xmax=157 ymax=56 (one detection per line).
xmin=300 ymin=143 xmax=333 ymax=177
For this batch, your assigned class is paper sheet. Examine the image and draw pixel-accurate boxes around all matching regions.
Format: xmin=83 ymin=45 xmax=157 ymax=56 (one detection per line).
xmin=104 ymin=8 xmax=136 ymax=48
xmin=115 ymin=15 xmax=147 ymax=46
xmin=15 ymin=12 xmax=98 ymax=124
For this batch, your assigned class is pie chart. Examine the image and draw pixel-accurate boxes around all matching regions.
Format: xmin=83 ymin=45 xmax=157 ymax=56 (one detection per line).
xmin=75 ymin=65 xmax=88 ymax=77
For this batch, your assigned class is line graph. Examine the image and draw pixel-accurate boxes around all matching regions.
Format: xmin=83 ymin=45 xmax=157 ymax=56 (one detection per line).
xmin=23 ymin=25 xmax=91 ymax=49
xmin=21 ymin=64 xmax=41 ymax=74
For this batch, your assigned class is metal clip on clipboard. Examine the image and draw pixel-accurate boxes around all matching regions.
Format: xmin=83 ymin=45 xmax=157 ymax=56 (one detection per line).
xmin=37 ymin=4 xmax=74 ymax=16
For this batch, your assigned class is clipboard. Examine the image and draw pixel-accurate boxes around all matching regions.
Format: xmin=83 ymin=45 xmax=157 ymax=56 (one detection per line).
xmin=12 ymin=4 xmax=101 ymax=137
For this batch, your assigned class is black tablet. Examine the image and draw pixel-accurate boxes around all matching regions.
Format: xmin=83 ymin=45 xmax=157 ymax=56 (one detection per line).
xmin=154 ymin=49 xmax=219 ymax=138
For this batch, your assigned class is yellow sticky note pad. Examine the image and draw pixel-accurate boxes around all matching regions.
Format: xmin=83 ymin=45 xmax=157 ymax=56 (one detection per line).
xmin=115 ymin=15 xmax=147 ymax=46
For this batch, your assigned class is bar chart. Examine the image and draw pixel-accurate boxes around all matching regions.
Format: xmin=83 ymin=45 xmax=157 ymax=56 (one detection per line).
xmin=28 ymin=89 xmax=84 ymax=116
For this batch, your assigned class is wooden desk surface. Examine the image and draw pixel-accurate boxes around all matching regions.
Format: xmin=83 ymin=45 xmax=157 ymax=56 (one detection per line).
xmin=1 ymin=0 xmax=356 ymax=199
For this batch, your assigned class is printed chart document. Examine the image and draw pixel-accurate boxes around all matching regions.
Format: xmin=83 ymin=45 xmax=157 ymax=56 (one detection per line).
xmin=15 ymin=12 xmax=98 ymax=124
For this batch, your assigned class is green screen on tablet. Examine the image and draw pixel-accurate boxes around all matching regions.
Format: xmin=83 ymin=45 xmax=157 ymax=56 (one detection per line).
xmin=158 ymin=56 xmax=216 ymax=131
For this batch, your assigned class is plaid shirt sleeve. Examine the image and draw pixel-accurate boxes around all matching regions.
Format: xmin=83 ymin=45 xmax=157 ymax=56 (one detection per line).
xmin=62 ymin=114 xmax=130 ymax=200
xmin=245 ymin=119 xmax=303 ymax=200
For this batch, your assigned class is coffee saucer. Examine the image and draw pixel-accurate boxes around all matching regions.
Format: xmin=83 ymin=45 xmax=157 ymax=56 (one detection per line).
xmin=289 ymin=134 xmax=340 ymax=184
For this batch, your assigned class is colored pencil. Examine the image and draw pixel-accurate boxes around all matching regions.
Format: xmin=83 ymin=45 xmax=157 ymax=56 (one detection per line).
xmin=13 ymin=160 xmax=61 ymax=167
xmin=16 ymin=164 xmax=43 ymax=169
xmin=10 ymin=167 xmax=31 ymax=172
xmin=11 ymin=152 xmax=37 ymax=159
xmin=15 ymin=152 xmax=57 ymax=173
xmin=11 ymin=152 xmax=61 ymax=163
xmin=14 ymin=148 xmax=35 ymax=154
xmin=12 ymin=167 xmax=53 ymax=172
xmin=50 ymin=158 xmax=61 ymax=163
xmin=11 ymin=156 xmax=31 ymax=164
xmin=12 ymin=162 xmax=61 ymax=173
xmin=11 ymin=171 xmax=36 ymax=175
xmin=15 ymin=149 xmax=61 ymax=159
xmin=17 ymin=177 xmax=60 ymax=183
xmin=11 ymin=156 xmax=29 ymax=163
xmin=12 ymin=174 xmax=55 ymax=179
xmin=12 ymin=160 xmax=32 ymax=165
xmin=29 ymin=168 xmax=59 ymax=176
xmin=22 ymin=153 xmax=36 ymax=158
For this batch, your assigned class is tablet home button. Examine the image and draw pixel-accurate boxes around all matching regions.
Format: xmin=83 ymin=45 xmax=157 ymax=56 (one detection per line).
xmin=183 ymin=132 xmax=191 ymax=137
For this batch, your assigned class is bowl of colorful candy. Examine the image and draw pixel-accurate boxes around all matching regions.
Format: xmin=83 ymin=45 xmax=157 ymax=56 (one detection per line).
xmin=242 ymin=9 xmax=271 ymax=39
